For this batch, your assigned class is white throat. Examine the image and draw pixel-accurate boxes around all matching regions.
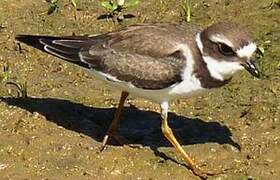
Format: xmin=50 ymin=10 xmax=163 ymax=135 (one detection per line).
xmin=201 ymin=56 xmax=243 ymax=80
xmin=195 ymin=33 xmax=244 ymax=81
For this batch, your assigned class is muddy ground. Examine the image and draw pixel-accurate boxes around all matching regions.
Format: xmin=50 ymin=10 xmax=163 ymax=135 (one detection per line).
xmin=0 ymin=0 xmax=279 ymax=179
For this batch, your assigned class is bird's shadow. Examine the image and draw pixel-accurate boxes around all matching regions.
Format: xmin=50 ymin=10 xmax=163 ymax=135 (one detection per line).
xmin=1 ymin=97 xmax=240 ymax=159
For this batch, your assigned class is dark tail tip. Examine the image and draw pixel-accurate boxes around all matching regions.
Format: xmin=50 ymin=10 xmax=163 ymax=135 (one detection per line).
xmin=16 ymin=35 xmax=46 ymax=51
xmin=16 ymin=35 xmax=41 ymax=44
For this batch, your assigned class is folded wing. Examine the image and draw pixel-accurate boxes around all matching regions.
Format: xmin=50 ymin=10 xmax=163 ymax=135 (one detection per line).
xmin=16 ymin=23 xmax=188 ymax=89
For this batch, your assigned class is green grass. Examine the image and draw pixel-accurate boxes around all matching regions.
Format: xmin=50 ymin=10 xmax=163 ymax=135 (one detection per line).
xmin=100 ymin=0 xmax=139 ymax=22
xmin=182 ymin=0 xmax=192 ymax=22
xmin=46 ymin=0 xmax=79 ymax=15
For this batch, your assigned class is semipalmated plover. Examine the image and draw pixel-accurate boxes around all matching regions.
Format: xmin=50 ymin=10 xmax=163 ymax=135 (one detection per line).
xmin=16 ymin=22 xmax=261 ymax=178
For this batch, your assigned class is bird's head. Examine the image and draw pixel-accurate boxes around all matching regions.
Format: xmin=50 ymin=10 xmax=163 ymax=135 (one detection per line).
xmin=196 ymin=22 xmax=261 ymax=81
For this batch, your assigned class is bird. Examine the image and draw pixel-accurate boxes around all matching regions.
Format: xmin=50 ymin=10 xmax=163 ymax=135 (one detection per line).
xmin=15 ymin=21 xmax=261 ymax=179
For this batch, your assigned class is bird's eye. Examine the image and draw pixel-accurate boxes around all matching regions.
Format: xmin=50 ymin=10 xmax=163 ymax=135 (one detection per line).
xmin=218 ymin=43 xmax=235 ymax=56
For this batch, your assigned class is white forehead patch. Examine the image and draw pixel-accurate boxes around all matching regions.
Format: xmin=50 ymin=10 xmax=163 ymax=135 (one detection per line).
xmin=236 ymin=43 xmax=256 ymax=58
xmin=209 ymin=34 xmax=234 ymax=47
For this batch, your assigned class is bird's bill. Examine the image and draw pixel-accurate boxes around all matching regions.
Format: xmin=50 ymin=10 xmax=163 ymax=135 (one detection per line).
xmin=242 ymin=59 xmax=261 ymax=79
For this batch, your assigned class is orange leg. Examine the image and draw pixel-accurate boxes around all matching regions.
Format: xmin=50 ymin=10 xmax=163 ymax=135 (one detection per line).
xmin=100 ymin=91 xmax=129 ymax=151
xmin=160 ymin=102 xmax=221 ymax=179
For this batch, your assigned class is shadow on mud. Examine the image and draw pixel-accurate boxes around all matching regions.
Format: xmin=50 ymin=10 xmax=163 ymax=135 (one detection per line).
xmin=1 ymin=97 xmax=240 ymax=151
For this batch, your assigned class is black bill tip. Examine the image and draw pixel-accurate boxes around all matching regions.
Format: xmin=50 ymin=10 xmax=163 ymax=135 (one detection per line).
xmin=242 ymin=60 xmax=262 ymax=79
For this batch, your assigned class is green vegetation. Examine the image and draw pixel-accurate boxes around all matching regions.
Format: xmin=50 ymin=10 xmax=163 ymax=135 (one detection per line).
xmin=100 ymin=0 xmax=139 ymax=22
xmin=182 ymin=0 xmax=192 ymax=22
xmin=256 ymin=40 xmax=271 ymax=59
xmin=0 ymin=62 xmax=10 ymax=83
xmin=45 ymin=0 xmax=140 ymax=22
xmin=47 ymin=0 xmax=59 ymax=15
xmin=46 ymin=0 xmax=79 ymax=15
xmin=271 ymin=0 xmax=280 ymax=7
xmin=6 ymin=81 xmax=28 ymax=98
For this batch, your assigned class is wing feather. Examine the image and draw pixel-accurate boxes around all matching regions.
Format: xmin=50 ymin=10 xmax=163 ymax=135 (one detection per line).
xmin=16 ymin=23 xmax=194 ymax=89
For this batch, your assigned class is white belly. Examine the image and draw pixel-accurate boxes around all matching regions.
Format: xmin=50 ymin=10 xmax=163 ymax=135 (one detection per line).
xmin=90 ymin=70 xmax=206 ymax=103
